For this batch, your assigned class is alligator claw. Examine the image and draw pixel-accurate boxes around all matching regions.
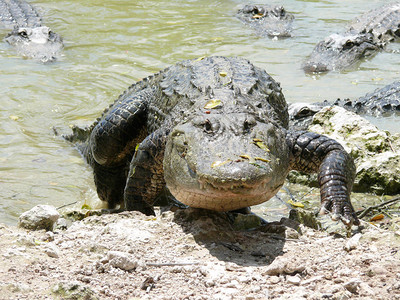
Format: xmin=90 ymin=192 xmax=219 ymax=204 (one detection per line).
xmin=319 ymin=201 xmax=359 ymax=227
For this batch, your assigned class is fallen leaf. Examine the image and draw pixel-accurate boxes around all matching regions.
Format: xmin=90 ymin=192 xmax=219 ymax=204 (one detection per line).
xmin=255 ymin=157 xmax=270 ymax=163
xmin=253 ymin=139 xmax=270 ymax=152
xmin=204 ymin=99 xmax=222 ymax=109
xmin=288 ymin=199 xmax=304 ymax=208
xmin=211 ymin=160 xmax=231 ymax=168
xmin=81 ymin=204 xmax=91 ymax=210
xmin=370 ymin=214 xmax=384 ymax=221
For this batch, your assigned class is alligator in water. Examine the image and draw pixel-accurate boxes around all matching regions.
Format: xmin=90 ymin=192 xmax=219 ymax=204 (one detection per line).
xmin=0 ymin=0 xmax=63 ymax=62
xmin=303 ymin=2 xmax=400 ymax=73
xmin=236 ymin=4 xmax=294 ymax=38
xmin=289 ymin=80 xmax=400 ymax=130
xmin=66 ymin=56 xmax=359 ymax=226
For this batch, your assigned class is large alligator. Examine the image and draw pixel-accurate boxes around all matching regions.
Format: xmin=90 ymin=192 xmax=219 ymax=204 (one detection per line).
xmin=236 ymin=4 xmax=294 ymax=38
xmin=289 ymin=80 xmax=400 ymax=130
xmin=0 ymin=0 xmax=63 ymax=62
xmin=67 ymin=56 xmax=359 ymax=226
xmin=303 ymin=2 xmax=400 ymax=73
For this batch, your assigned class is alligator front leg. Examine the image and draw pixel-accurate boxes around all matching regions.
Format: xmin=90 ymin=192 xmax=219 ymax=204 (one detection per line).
xmin=86 ymin=89 xmax=151 ymax=208
xmin=124 ymin=128 xmax=169 ymax=215
xmin=287 ymin=130 xmax=359 ymax=226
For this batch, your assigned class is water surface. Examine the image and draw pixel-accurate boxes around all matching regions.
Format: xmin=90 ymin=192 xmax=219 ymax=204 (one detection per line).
xmin=1 ymin=0 xmax=399 ymax=225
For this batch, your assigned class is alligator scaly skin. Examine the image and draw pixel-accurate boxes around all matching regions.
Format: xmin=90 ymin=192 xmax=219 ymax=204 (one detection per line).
xmin=289 ymin=80 xmax=400 ymax=131
xmin=0 ymin=0 xmax=42 ymax=28
xmin=0 ymin=0 xmax=63 ymax=62
xmin=303 ymin=2 xmax=400 ymax=73
xmin=67 ymin=56 xmax=359 ymax=226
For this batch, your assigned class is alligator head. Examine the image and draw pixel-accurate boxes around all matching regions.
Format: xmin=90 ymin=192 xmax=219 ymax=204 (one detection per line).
xmin=5 ymin=26 xmax=63 ymax=62
xmin=303 ymin=31 xmax=380 ymax=73
xmin=163 ymin=110 xmax=289 ymax=212
xmin=237 ymin=4 xmax=294 ymax=37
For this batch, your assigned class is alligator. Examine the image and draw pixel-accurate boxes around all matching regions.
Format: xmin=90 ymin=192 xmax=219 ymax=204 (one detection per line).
xmin=289 ymin=80 xmax=400 ymax=130
xmin=67 ymin=56 xmax=359 ymax=226
xmin=303 ymin=2 xmax=400 ymax=73
xmin=236 ymin=4 xmax=294 ymax=38
xmin=0 ymin=0 xmax=63 ymax=62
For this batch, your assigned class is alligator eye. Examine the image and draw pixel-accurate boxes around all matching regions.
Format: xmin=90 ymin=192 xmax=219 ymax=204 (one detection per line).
xmin=19 ymin=30 xmax=28 ymax=38
xmin=343 ymin=41 xmax=355 ymax=49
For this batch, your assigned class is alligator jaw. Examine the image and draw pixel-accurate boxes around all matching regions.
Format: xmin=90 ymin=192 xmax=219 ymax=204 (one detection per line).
xmin=168 ymin=181 xmax=282 ymax=212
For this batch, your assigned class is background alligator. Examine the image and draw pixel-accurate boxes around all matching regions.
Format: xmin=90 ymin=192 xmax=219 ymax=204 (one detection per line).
xmin=289 ymin=80 xmax=400 ymax=130
xmin=236 ymin=4 xmax=294 ymax=38
xmin=67 ymin=56 xmax=358 ymax=226
xmin=303 ymin=2 xmax=400 ymax=73
xmin=0 ymin=0 xmax=63 ymax=62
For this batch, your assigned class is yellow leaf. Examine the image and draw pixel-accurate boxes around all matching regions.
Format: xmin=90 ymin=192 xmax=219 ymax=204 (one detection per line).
xmin=81 ymin=204 xmax=91 ymax=210
xmin=239 ymin=154 xmax=256 ymax=164
xmin=372 ymin=77 xmax=383 ymax=81
xmin=195 ymin=56 xmax=205 ymax=61
xmin=204 ymin=99 xmax=222 ymax=109
xmin=255 ymin=157 xmax=270 ymax=163
xmin=9 ymin=115 xmax=19 ymax=121
xmin=219 ymin=71 xmax=227 ymax=77
xmin=211 ymin=160 xmax=231 ymax=168
xmin=253 ymin=139 xmax=270 ymax=152
xmin=288 ymin=199 xmax=304 ymax=208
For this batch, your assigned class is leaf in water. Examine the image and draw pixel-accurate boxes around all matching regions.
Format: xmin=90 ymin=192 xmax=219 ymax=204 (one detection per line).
xmin=49 ymin=182 xmax=58 ymax=186
xmin=9 ymin=115 xmax=19 ymax=121
xmin=370 ymin=214 xmax=384 ymax=221
xmin=204 ymin=99 xmax=222 ymax=109
xmin=372 ymin=77 xmax=383 ymax=81
xmin=219 ymin=71 xmax=227 ymax=77
xmin=288 ymin=199 xmax=304 ymax=208
xmin=195 ymin=56 xmax=206 ymax=61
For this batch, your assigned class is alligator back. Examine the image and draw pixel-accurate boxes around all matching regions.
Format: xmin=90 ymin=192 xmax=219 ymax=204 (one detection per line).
xmin=350 ymin=2 xmax=400 ymax=44
xmin=149 ymin=56 xmax=289 ymax=131
xmin=0 ymin=0 xmax=42 ymax=29
xmin=97 ymin=56 xmax=289 ymax=135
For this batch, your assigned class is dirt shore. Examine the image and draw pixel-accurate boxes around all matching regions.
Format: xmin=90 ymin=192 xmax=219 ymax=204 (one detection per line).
xmin=1 ymin=207 xmax=400 ymax=300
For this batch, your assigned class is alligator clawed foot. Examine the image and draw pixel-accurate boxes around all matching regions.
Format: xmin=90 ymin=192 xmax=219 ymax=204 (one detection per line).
xmin=319 ymin=204 xmax=360 ymax=227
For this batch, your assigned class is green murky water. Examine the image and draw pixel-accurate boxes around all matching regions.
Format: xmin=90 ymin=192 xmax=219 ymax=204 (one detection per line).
xmin=1 ymin=0 xmax=399 ymax=225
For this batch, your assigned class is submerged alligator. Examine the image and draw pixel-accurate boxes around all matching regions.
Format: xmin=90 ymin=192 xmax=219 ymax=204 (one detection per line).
xmin=289 ymin=80 xmax=400 ymax=130
xmin=67 ymin=56 xmax=359 ymax=226
xmin=236 ymin=4 xmax=294 ymax=38
xmin=0 ymin=0 xmax=63 ymax=62
xmin=303 ymin=2 xmax=400 ymax=73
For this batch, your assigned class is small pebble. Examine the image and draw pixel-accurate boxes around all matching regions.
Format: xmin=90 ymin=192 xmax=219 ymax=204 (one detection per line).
xmin=286 ymin=275 xmax=301 ymax=286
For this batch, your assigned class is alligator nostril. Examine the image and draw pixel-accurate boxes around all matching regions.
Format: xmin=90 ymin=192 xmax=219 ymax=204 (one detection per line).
xmin=244 ymin=120 xmax=251 ymax=134
xmin=204 ymin=119 xmax=212 ymax=133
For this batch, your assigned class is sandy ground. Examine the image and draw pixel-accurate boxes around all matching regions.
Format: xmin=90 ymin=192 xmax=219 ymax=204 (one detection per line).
xmin=0 ymin=207 xmax=400 ymax=300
